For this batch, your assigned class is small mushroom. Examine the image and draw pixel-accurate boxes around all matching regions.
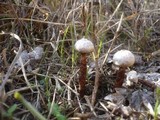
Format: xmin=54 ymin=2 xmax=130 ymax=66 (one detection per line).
xmin=126 ymin=70 xmax=138 ymax=86
xmin=112 ymin=50 xmax=135 ymax=87
xmin=75 ymin=38 xmax=94 ymax=97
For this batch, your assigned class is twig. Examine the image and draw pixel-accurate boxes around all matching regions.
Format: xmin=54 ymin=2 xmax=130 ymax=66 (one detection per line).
xmin=0 ymin=18 xmax=67 ymax=26
xmin=7 ymin=85 xmax=40 ymax=96
xmin=138 ymin=79 xmax=157 ymax=90
xmin=52 ymin=75 xmax=78 ymax=95
xmin=91 ymin=55 xmax=100 ymax=106
xmin=74 ymin=82 xmax=84 ymax=113
xmin=67 ymin=69 xmax=79 ymax=105
xmin=19 ymin=57 xmax=34 ymax=92
xmin=47 ymin=88 xmax=56 ymax=119
xmin=90 ymin=0 xmax=100 ymax=106
xmin=84 ymin=96 xmax=97 ymax=116
xmin=97 ymin=0 xmax=124 ymax=35
xmin=102 ymin=13 xmax=124 ymax=65
xmin=0 ymin=32 xmax=23 ymax=94
xmin=151 ymin=49 xmax=160 ymax=56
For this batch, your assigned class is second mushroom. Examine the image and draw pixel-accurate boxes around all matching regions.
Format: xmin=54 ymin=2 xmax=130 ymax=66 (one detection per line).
xmin=112 ymin=49 xmax=135 ymax=87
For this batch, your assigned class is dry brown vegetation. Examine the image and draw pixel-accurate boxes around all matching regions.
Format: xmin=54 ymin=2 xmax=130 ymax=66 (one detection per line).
xmin=0 ymin=0 xmax=160 ymax=120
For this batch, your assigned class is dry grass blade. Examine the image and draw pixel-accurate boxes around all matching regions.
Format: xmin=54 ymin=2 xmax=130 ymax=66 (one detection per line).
xmin=0 ymin=18 xmax=68 ymax=26
xmin=6 ymin=85 xmax=40 ymax=96
xmin=47 ymin=88 xmax=56 ymax=119
xmin=0 ymin=32 xmax=23 ymax=92
xmin=53 ymin=75 xmax=78 ymax=95
xmin=18 ymin=57 xmax=34 ymax=92
xmin=102 ymin=13 xmax=124 ymax=65
xmin=97 ymin=0 xmax=123 ymax=35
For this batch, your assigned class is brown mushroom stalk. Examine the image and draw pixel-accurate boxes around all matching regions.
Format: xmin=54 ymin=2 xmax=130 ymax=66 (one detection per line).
xmin=79 ymin=53 xmax=87 ymax=97
xmin=114 ymin=67 xmax=126 ymax=87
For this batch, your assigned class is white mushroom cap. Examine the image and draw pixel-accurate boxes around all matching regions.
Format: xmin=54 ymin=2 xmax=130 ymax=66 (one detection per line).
xmin=75 ymin=38 xmax=94 ymax=53
xmin=113 ymin=50 xmax=135 ymax=68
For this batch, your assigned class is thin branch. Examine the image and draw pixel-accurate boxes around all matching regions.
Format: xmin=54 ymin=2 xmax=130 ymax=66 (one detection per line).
xmin=97 ymin=0 xmax=123 ymax=35
xmin=0 ymin=32 xmax=23 ymax=93
xmin=138 ymin=79 xmax=157 ymax=90
xmin=102 ymin=13 xmax=124 ymax=65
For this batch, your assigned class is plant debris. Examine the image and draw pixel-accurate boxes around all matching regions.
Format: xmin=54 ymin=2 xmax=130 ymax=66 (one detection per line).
xmin=0 ymin=0 xmax=160 ymax=120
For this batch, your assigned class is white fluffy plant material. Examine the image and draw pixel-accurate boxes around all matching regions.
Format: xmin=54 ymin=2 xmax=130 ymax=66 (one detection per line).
xmin=15 ymin=50 xmax=29 ymax=68
xmin=15 ymin=46 xmax=43 ymax=70
xmin=28 ymin=46 xmax=44 ymax=60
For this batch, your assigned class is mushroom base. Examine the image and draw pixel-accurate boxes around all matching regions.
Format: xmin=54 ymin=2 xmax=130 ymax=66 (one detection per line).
xmin=114 ymin=68 xmax=126 ymax=88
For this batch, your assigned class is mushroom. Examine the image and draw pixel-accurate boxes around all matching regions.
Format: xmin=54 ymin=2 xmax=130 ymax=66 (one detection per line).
xmin=75 ymin=38 xmax=94 ymax=97
xmin=112 ymin=50 xmax=135 ymax=87
xmin=126 ymin=70 xmax=138 ymax=86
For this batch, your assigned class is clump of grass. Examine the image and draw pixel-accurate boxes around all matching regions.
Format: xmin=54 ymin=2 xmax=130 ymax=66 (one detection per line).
xmin=1 ymin=104 xmax=17 ymax=119
xmin=48 ymin=103 xmax=67 ymax=120
xmin=154 ymin=87 xmax=160 ymax=120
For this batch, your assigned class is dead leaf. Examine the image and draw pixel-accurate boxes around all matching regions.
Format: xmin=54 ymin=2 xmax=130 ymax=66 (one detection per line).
xmin=129 ymin=90 xmax=154 ymax=111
